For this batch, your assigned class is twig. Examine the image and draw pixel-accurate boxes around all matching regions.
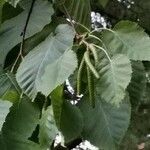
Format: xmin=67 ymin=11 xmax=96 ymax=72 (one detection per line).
xmin=62 ymin=4 xmax=76 ymax=33
xmin=11 ymin=0 xmax=36 ymax=72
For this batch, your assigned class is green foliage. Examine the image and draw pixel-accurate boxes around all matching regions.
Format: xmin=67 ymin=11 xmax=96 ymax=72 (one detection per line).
xmin=16 ymin=24 xmax=77 ymax=98
xmin=0 ymin=100 xmax=12 ymax=131
xmin=59 ymin=100 xmax=83 ymax=143
xmin=39 ymin=106 xmax=58 ymax=149
xmin=1 ymin=97 xmax=40 ymax=149
xmin=96 ymin=53 xmax=132 ymax=105
xmin=79 ymin=94 xmax=131 ymax=150
xmin=0 ymin=0 xmax=150 ymax=149
xmin=101 ymin=21 xmax=150 ymax=61
xmin=0 ymin=0 xmax=54 ymax=66
xmin=0 ymin=68 xmax=20 ymax=102
xmin=51 ymin=86 xmax=83 ymax=142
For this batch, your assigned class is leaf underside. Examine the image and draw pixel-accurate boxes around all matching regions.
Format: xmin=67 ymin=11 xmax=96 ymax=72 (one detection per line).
xmin=96 ymin=53 xmax=132 ymax=105
xmin=16 ymin=24 xmax=77 ymax=99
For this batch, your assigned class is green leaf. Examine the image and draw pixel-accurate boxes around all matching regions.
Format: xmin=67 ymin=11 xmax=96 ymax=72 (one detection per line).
xmin=0 ymin=100 xmax=12 ymax=131
xmin=102 ymin=21 xmax=150 ymax=61
xmin=0 ymin=134 xmax=6 ymax=150
xmin=2 ymin=96 xmax=40 ymax=150
xmin=5 ymin=0 xmax=20 ymax=7
xmin=127 ymin=61 xmax=147 ymax=106
xmin=51 ymin=85 xmax=64 ymax=128
xmin=51 ymin=87 xmax=83 ymax=142
xmin=78 ymin=94 xmax=131 ymax=150
xmin=16 ymin=24 xmax=77 ymax=99
xmin=11 ymin=141 xmax=41 ymax=150
xmin=0 ymin=139 xmax=41 ymax=150
xmin=60 ymin=101 xmax=83 ymax=142
xmin=39 ymin=106 xmax=58 ymax=149
xmin=96 ymin=54 xmax=132 ymax=105
xmin=0 ymin=0 xmax=54 ymax=66
xmin=0 ymin=69 xmax=20 ymax=103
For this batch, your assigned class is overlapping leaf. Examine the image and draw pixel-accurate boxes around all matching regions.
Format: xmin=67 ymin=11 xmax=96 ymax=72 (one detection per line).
xmin=23 ymin=23 xmax=56 ymax=54
xmin=56 ymin=100 xmax=83 ymax=143
xmin=78 ymin=94 xmax=131 ymax=150
xmin=16 ymin=24 xmax=77 ymax=99
xmin=51 ymin=86 xmax=83 ymax=142
xmin=51 ymin=86 xmax=64 ymax=128
xmin=127 ymin=61 xmax=147 ymax=106
xmin=0 ymin=0 xmax=54 ymax=66
xmin=0 ymin=100 xmax=12 ymax=131
xmin=2 ymin=97 xmax=40 ymax=150
xmin=101 ymin=21 xmax=150 ymax=61
xmin=96 ymin=54 xmax=132 ymax=104
xmin=39 ymin=106 xmax=58 ymax=149
xmin=0 ymin=69 xmax=20 ymax=102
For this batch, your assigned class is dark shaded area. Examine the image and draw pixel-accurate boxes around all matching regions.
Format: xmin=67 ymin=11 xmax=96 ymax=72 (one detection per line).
xmin=91 ymin=0 xmax=150 ymax=33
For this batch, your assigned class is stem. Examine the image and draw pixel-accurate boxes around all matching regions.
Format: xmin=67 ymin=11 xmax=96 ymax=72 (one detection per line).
xmin=62 ymin=4 xmax=76 ymax=32
xmin=90 ymin=27 xmax=115 ymax=34
xmin=11 ymin=0 xmax=36 ymax=72
xmin=75 ymin=22 xmax=91 ymax=33
xmin=92 ymin=44 xmax=111 ymax=63
xmin=88 ymin=34 xmax=102 ymax=43
xmin=77 ymin=57 xmax=85 ymax=95
xmin=88 ymin=34 xmax=108 ymax=50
